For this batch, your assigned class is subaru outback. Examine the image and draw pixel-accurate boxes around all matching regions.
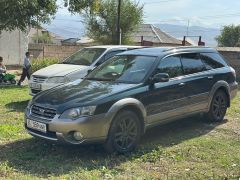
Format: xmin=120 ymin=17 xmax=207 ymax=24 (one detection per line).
xmin=25 ymin=46 xmax=238 ymax=153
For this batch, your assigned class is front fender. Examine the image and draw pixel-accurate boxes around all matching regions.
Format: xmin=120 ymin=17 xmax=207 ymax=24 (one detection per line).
xmin=104 ymin=98 xmax=147 ymax=131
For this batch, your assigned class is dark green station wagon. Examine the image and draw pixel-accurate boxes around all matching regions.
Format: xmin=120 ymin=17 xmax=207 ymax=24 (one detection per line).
xmin=25 ymin=46 xmax=238 ymax=153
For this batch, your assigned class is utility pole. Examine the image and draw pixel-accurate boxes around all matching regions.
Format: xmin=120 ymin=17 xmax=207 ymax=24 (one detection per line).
xmin=117 ymin=0 xmax=121 ymax=45
xmin=36 ymin=16 xmax=39 ymax=44
xmin=186 ymin=19 xmax=190 ymax=36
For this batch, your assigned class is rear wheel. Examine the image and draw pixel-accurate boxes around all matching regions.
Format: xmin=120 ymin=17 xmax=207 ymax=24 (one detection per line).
xmin=207 ymin=90 xmax=228 ymax=122
xmin=104 ymin=110 xmax=141 ymax=153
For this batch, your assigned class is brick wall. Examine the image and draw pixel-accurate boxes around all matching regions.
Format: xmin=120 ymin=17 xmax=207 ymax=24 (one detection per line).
xmin=217 ymin=47 xmax=240 ymax=80
xmin=29 ymin=44 xmax=89 ymax=60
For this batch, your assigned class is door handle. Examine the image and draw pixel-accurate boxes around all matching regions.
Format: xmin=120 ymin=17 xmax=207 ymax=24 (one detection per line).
xmin=178 ymin=82 xmax=185 ymax=87
xmin=207 ymin=76 xmax=213 ymax=80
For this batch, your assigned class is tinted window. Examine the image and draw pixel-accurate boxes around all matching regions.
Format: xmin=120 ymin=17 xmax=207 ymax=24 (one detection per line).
xmin=87 ymin=55 xmax=156 ymax=83
xmin=158 ymin=55 xmax=183 ymax=78
xmin=104 ymin=50 xmax=125 ymax=62
xmin=200 ymin=53 xmax=226 ymax=70
xmin=181 ymin=53 xmax=205 ymax=75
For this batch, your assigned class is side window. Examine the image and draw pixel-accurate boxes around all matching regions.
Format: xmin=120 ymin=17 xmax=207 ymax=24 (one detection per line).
xmin=105 ymin=50 xmax=124 ymax=61
xmin=157 ymin=55 xmax=183 ymax=78
xmin=181 ymin=53 xmax=205 ymax=75
xmin=96 ymin=50 xmax=124 ymax=66
xmin=200 ymin=53 xmax=226 ymax=70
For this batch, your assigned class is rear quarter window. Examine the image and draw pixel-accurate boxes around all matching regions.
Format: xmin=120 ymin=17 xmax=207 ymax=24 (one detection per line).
xmin=200 ymin=52 xmax=227 ymax=70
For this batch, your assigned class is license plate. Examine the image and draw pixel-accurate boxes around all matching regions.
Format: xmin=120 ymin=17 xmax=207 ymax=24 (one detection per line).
xmin=27 ymin=119 xmax=47 ymax=133
xmin=30 ymin=83 xmax=41 ymax=90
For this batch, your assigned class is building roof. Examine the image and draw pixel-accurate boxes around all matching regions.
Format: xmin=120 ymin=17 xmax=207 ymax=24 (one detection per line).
xmin=61 ymin=38 xmax=80 ymax=44
xmin=132 ymin=24 xmax=183 ymax=45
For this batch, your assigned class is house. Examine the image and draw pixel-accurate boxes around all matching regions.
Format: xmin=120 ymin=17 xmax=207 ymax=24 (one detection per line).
xmin=0 ymin=30 xmax=28 ymax=65
xmin=132 ymin=24 xmax=191 ymax=46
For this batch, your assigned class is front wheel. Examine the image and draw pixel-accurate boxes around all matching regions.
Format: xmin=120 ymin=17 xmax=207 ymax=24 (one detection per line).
xmin=104 ymin=110 xmax=141 ymax=153
xmin=207 ymin=90 xmax=228 ymax=122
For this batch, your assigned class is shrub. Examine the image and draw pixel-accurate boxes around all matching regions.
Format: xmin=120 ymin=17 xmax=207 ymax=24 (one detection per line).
xmin=31 ymin=58 xmax=60 ymax=73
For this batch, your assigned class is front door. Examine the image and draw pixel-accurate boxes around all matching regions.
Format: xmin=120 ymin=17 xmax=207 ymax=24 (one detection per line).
xmin=141 ymin=55 xmax=188 ymax=125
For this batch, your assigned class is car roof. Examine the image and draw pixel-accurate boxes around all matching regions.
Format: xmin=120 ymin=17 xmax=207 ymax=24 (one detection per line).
xmin=85 ymin=45 xmax=145 ymax=50
xmin=119 ymin=46 xmax=218 ymax=57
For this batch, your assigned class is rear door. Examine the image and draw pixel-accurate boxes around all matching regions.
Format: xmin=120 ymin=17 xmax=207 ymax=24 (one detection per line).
xmin=180 ymin=53 xmax=211 ymax=112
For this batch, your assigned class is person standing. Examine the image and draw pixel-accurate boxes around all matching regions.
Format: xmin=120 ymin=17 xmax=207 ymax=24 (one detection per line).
xmin=18 ymin=52 xmax=31 ymax=86
xmin=0 ymin=56 xmax=7 ymax=81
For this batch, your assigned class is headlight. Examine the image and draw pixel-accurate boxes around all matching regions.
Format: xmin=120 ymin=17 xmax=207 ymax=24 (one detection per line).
xmin=46 ymin=77 xmax=69 ymax=84
xmin=60 ymin=106 xmax=96 ymax=120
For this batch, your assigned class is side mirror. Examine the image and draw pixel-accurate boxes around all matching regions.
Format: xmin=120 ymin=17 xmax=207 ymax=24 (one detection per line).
xmin=151 ymin=73 xmax=169 ymax=83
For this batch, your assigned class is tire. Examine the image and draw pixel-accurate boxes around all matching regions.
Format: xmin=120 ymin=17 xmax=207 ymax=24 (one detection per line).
xmin=104 ymin=110 xmax=142 ymax=153
xmin=10 ymin=79 xmax=16 ymax=85
xmin=207 ymin=90 xmax=228 ymax=122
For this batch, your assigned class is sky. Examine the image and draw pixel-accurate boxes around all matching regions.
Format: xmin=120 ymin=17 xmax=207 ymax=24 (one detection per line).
xmin=56 ymin=0 xmax=240 ymax=28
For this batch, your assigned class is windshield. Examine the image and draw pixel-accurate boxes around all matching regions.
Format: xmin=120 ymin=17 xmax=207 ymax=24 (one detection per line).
xmin=86 ymin=55 xmax=156 ymax=83
xmin=61 ymin=48 xmax=106 ymax=66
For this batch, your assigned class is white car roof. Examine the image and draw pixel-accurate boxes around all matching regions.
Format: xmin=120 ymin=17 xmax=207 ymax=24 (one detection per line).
xmin=85 ymin=45 xmax=144 ymax=50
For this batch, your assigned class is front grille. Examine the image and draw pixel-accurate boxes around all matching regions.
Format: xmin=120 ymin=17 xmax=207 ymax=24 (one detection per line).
xmin=31 ymin=89 xmax=42 ymax=94
xmin=32 ymin=76 xmax=47 ymax=83
xmin=31 ymin=105 xmax=56 ymax=120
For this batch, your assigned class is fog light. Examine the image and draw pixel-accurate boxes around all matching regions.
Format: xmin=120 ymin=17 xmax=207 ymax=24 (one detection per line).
xmin=73 ymin=132 xmax=83 ymax=141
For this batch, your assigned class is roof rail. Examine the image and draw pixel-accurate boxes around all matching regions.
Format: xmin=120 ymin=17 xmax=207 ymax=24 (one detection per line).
xmin=163 ymin=46 xmax=212 ymax=52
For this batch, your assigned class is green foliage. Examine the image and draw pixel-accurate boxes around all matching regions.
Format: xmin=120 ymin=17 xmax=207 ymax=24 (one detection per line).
xmin=0 ymin=0 xmax=57 ymax=33
xmin=66 ymin=0 xmax=101 ymax=14
xmin=68 ymin=0 xmax=144 ymax=45
xmin=31 ymin=58 xmax=59 ymax=73
xmin=216 ymin=24 xmax=240 ymax=47
xmin=32 ymin=32 xmax=52 ymax=44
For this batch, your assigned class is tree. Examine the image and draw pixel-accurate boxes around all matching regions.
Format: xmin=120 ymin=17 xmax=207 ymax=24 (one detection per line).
xmin=216 ymin=25 xmax=240 ymax=47
xmin=65 ymin=0 xmax=100 ymax=14
xmin=32 ymin=32 xmax=52 ymax=44
xmin=0 ymin=0 xmax=57 ymax=33
xmin=67 ymin=0 xmax=144 ymax=44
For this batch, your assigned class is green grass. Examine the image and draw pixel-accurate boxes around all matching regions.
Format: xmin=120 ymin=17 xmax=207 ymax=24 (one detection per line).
xmin=0 ymin=86 xmax=240 ymax=179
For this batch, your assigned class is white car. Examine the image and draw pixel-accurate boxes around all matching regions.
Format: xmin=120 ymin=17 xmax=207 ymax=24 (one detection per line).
xmin=29 ymin=45 xmax=143 ymax=96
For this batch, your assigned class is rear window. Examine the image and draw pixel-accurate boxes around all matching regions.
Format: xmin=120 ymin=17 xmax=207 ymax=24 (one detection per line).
xmin=181 ymin=53 xmax=205 ymax=75
xmin=200 ymin=53 xmax=227 ymax=70
xmin=62 ymin=48 xmax=106 ymax=66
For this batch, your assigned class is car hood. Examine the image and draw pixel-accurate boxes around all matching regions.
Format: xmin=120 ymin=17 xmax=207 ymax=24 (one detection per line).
xmin=33 ymin=79 xmax=141 ymax=112
xmin=32 ymin=64 xmax=89 ymax=77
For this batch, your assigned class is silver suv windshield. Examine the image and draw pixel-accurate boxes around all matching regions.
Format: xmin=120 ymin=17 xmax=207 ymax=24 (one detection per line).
xmin=86 ymin=55 xmax=157 ymax=83
xmin=61 ymin=48 xmax=106 ymax=66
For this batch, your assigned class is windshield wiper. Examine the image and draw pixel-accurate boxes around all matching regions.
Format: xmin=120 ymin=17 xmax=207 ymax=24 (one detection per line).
xmin=59 ymin=61 xmax=71 ymax=64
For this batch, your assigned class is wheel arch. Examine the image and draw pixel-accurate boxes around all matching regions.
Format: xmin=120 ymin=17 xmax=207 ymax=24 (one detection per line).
xmin=208 ymin=81 xmax=231 ymax=110
xmin=105 ymin=98 xmax=147 ymax=135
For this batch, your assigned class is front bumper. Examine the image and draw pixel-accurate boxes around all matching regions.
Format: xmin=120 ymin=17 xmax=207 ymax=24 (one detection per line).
xmin=29 ymin=81 xmax=62 ymax=96
xmin=25 ymin=112 xmax=110 ymax=144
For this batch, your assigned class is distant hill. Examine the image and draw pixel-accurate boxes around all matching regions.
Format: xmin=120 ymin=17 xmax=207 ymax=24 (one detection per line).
xmin=43 ymin=17 xmax=220 ymax=47
xmin=155 ymin=24 xmax=220 ymax=47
